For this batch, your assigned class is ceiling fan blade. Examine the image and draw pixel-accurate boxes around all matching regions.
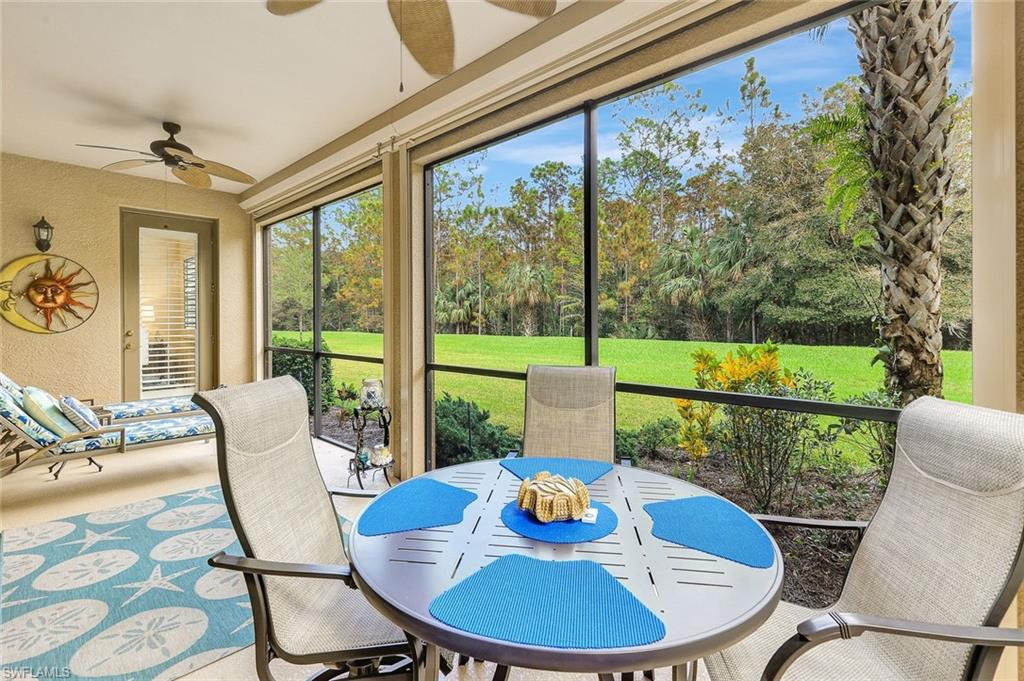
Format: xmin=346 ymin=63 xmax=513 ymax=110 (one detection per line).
xmin=101 ymin=159 xmax=160 ymax=171
xmin=484 ymin=0 xmax=556 ymax=18
xmin=77 ymin=143 xmax=158 ymax=157
xmin=172 ymin=165 xmax=212 ymax=189
xmin=190 ymin=158 xmax=256 ymax=184
xmin=387 ymin=0 xmax=454 ymax=78
xmin=266 ymin=0 xmax=321 ymax=16
xmin=164 ymin=148 xmax=255 ymax=184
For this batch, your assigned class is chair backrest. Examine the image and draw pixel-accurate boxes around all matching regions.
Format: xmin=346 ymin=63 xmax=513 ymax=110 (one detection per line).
xmin=837 ymin=397 xmax=1024 ymax=681
xmin=194 ymin=377 xmax=347 ymax=633
xmin=522 ymin=365 xmax=615 ymax=462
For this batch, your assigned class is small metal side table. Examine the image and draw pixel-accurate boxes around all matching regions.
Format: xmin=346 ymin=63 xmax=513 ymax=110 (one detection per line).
xmin=347 ymin=405 xmax=393 ymax=489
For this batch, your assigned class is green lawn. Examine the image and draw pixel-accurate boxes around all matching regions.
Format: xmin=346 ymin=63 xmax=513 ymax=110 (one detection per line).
xmin=276 ymin=331 xmax=972 ymax=435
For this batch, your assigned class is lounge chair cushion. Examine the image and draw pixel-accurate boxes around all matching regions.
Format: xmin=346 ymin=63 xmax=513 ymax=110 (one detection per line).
xmin=104 ymin=395 xmax=202 ymax=420
xmin=0 ymin=387 xmax=58 ymax=446
xmin=59 ymin=394 xmax=101 ymax=432
xmin=0 ymin=371 xmax=24 ymax=406
xmin=56 ymin=414 xmax=215 ymax=454
xmin=22 ymin=386 xmax=77 ymax=437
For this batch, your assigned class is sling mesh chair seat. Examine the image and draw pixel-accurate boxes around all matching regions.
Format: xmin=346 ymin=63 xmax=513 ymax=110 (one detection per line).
xmin=522 ymin=364 xmax=616 ymax=462
xmin=702 ymin=397 xmax=1024 ymax=681
xmin=195 ymin=377 xmax=413 ymax=681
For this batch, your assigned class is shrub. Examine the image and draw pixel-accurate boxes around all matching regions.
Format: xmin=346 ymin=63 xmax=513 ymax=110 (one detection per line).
xmin=270 ymin=334 xmax=335 ymax=415
xmin=434 ymin=393 xmax=521 ymax=469
xmin=838 ymin=388 xmax=899 ymax=482
xmin=616 ymin=417 xmax=680 ymax=462
xmin=336 ymin=382 xmax=360 ymax=410
xmin=675 ymin=342 xmax=839 ymax=513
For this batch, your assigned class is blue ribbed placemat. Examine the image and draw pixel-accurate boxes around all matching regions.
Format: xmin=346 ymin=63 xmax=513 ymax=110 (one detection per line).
xmin=430 ymin=554 xmax=665 ymax=648
xmin=500 ymin=457 xmax=613 ymax=484
xmin=357 ymin=478 xmax=477 ymax=536
xmin=644 ymin=496 xmax=775 ymax=569
xmin=500 ymin=501 xmax=617 ymax=544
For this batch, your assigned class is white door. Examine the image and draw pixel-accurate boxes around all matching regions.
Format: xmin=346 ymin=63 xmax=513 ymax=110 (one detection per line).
xmin=122 ymin=210 xmax=215 ymax=400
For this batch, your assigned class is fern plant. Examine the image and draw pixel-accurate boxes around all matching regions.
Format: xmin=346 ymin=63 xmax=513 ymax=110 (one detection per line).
xmin=806 ymin=101 xmax=878 ymax=243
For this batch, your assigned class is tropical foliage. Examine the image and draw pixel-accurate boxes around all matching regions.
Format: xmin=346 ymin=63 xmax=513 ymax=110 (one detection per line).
xmin=426 ymin=59 xmax=972 ymax=365
xmin=433 ymin=393 xmax=521 ymax=468
xmin=269 ymin=334 xmax=336 ymax=415
xmin=675 ymin=343 xmax=840 ymax=512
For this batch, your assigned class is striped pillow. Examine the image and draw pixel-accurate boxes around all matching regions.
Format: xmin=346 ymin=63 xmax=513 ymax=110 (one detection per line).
xmin=59 ymin=395 xmax=101 ymax=432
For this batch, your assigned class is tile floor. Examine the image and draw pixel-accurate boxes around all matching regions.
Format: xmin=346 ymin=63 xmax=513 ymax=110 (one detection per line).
xmin=3 ymin=439 xmax=1015 ymax=681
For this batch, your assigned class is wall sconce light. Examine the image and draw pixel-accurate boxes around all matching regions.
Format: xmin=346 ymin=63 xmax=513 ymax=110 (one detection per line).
xmin=32 ymin=217 xmax=54 ymax=252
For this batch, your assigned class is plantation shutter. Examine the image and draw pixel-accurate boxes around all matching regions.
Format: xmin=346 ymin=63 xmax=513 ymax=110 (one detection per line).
xmin=138 ymin=227 xmax=200 ymax=398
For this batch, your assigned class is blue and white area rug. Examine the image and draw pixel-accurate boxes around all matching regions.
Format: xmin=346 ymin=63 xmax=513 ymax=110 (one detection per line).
xmin=1 ymin=485 xmax=352 ymax=680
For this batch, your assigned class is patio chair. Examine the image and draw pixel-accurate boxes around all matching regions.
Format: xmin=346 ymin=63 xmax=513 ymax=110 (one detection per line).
xmin=0 ymin=370 xmax=203 ymax=423
xmin=0 ymin=387 xmax=214 ymax=479
xmin=701 ymin=396 xmax=1024 ymax=681
xmin=195 ymin=377 xmax=422 ymax=681
xmin=522 ymin=364 xmax=616 ymax=462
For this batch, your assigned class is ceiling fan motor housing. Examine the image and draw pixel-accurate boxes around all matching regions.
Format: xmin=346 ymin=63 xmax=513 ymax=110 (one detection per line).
xmin=151 ymin=122 xmax=194 ymax=165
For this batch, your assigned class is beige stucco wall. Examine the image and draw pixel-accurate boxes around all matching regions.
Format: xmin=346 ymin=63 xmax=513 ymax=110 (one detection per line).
xmin=0 ymin=153 xmax=253 ymax=403
xmin=1017 ymin=1 xmax=1024 ymax=414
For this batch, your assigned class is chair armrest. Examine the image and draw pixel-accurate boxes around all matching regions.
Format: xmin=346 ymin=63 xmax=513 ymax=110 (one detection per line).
xmin=55 ymin=425 xmax=128 ymax=453
xmin=327 ymin=486 xmax=382 ymax=499
xmin=762 ymin=612 xmax=1024 ymax=681
xmin=208 ymin=551 xmax=355 ymax=587
xmin=505 ymin=451 xmax=519 ymax=459
xmin=800 ymin=611 xmax=1024 ymax=646
xmin=754 ymin=514 xmax=868 ymax=536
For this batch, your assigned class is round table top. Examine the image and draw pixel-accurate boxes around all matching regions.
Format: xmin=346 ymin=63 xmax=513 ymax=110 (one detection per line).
xmin=349 ymin=459 xmax=783 ymax=673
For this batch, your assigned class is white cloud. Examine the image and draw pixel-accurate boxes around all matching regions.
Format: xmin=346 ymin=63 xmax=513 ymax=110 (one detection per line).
xmin=487 ymin=140 xmax=584 ymax=167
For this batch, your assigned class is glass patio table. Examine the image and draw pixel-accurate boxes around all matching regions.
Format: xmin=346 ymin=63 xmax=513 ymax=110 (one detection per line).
xmin=349 ymin=459 xmax=783 ymax=678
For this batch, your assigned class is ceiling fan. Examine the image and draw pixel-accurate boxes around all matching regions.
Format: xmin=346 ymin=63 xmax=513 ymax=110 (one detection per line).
xmin=77 ymin=121 xmax=257 ymax=189
xmin=265 ymin=0 xmax=557 ymax=78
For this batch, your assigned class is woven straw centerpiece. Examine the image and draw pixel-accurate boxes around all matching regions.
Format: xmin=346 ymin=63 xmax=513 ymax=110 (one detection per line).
xmin=517 ymin=471 xmax=590 ymax=522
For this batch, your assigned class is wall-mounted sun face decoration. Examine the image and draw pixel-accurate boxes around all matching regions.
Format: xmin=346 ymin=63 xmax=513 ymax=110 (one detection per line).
xmin=0 ymin=255 xmax=98 ymax=334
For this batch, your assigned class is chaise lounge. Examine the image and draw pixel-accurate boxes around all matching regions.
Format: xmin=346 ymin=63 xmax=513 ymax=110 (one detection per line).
xmin=0 ymin=386 xmax=214 ymax=479
xmin=0 ymin=370 xmax=204 ymax=423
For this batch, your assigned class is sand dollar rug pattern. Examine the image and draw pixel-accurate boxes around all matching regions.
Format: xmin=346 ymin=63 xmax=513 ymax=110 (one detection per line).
xmin=1 ymin=486 xmax=354 ymax=680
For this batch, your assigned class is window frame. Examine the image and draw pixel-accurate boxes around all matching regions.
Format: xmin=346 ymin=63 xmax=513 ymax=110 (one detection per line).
xmin=262 ymin=183 xmax=386 ymax=449
xmin=421 ymin=14 xmax=907 ymax=470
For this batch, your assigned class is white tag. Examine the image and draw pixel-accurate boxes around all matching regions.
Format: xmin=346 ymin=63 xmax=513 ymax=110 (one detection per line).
xmin=581 ymin=508 xmax=598 ymax=524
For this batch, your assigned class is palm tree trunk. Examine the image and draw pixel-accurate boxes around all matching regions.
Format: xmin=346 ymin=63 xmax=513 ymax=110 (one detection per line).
xmin=851 ymin=0 xmax=957 ymax=404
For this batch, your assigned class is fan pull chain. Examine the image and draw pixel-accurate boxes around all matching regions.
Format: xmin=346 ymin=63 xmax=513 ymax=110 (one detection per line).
xmin=398 ymin=0 xmax=404 ymax=93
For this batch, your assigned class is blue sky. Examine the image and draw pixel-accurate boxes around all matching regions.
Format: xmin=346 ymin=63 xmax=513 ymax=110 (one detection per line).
xmin=443 ymin=2 xmax=972 ymax=204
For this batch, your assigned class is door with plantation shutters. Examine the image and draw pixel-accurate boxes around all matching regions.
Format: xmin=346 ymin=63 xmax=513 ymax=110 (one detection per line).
xmin=121 ymin=210 xmax=216 ymax=401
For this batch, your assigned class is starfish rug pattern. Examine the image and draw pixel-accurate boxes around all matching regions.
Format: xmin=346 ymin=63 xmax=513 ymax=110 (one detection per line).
xmin=0 ymin=486 xmax=259 ymax=680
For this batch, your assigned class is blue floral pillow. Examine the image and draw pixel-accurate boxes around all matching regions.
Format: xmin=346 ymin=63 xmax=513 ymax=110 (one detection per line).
xmin=0 ymin=371 xmax=24 ymax=407
xmin=60 ymin=395 xmax=101 ymax=432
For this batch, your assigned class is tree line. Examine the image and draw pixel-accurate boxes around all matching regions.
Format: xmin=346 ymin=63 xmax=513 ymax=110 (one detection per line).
xmin=429 ymin=58 xmax=970 ymax=350
xmin=270 ymin=0 xmax=969 ymax=406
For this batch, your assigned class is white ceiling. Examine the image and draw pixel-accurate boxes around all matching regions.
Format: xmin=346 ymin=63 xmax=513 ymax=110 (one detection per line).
xmin=1 ymin=1 xmax=570 ymax=192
